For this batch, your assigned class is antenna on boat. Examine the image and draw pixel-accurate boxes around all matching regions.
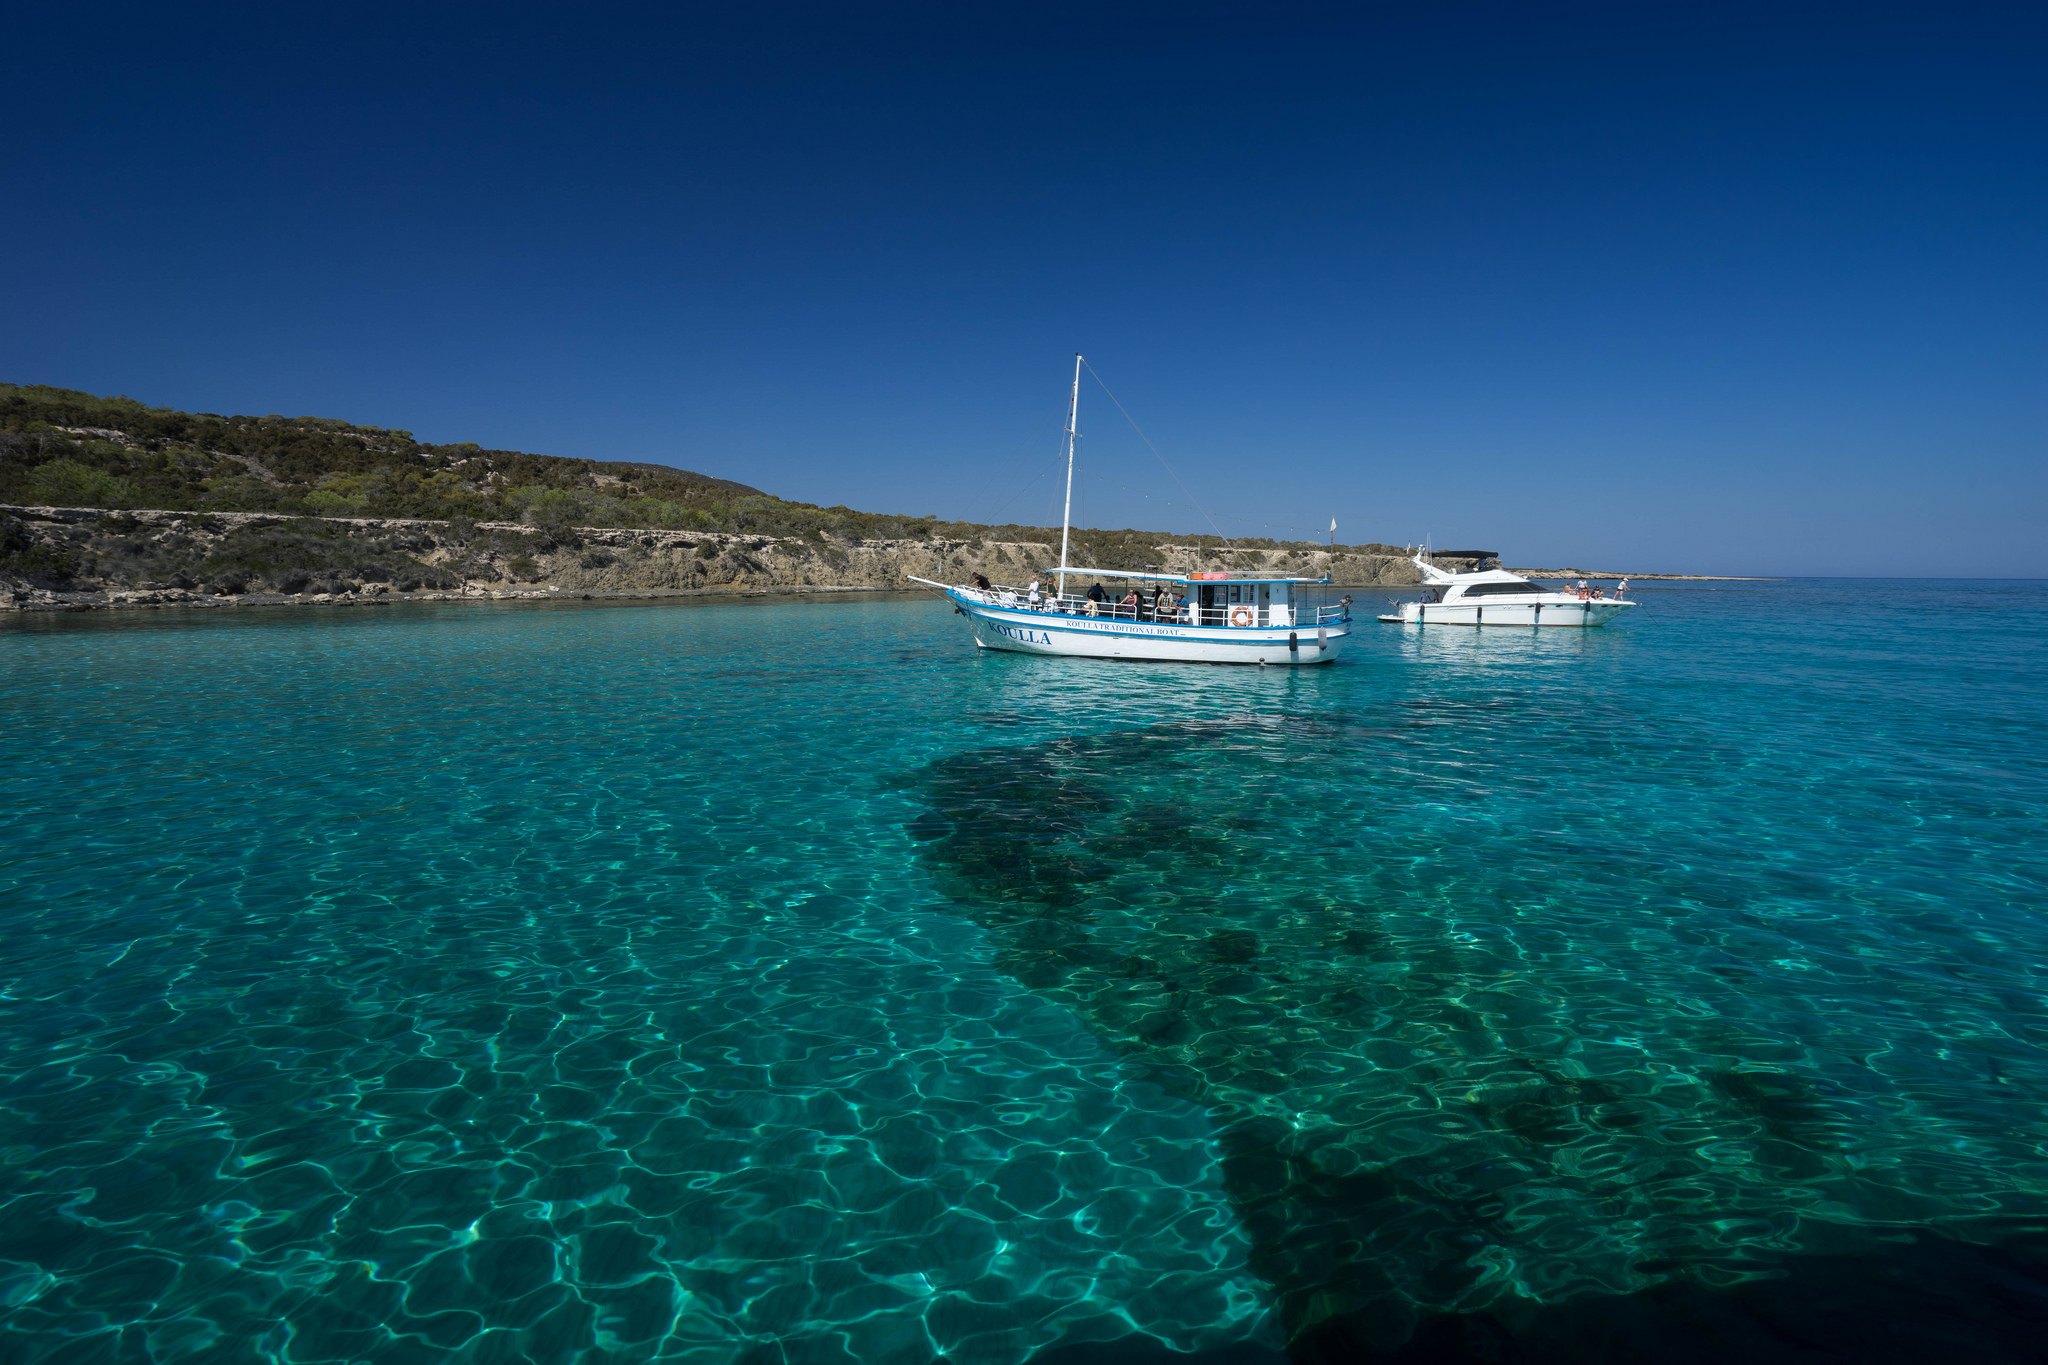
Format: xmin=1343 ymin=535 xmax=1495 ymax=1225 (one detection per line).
xmin=1057 ymin=353 xmax=1081 ymax=596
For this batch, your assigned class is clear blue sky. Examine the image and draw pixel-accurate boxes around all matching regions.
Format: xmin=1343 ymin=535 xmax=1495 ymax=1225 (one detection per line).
xmin=6 ymin=2 xmax=2043 ymax=575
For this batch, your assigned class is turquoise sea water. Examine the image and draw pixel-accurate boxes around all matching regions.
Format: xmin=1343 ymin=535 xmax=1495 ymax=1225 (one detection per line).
xmin=3 ymin=580 xmax=2047 ymax=1364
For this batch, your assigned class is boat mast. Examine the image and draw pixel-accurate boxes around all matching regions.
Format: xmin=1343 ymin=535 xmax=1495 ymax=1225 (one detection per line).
xmin=1057 ymin=353 xmax=1081 ymax=596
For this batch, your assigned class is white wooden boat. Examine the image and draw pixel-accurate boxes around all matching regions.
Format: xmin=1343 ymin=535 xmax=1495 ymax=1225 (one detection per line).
xmin=911 ymin=570 xmax=1352 ymax=665
xmin=1378 ymin=551 xmax=1634 ymax=627
xmin=911 ymin=356 xmax=1352 ymax=665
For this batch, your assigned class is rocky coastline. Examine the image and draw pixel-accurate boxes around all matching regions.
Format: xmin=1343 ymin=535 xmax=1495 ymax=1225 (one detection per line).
xmin=2 ymin=505 xmax=1452 ymax=613
xmin=3 ymin=389 xmax=1760 ymax=616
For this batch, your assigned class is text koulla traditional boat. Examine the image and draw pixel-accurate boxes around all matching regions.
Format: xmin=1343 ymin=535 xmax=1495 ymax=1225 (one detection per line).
xmin=910 ymin=356 xmax=1353 ymax=665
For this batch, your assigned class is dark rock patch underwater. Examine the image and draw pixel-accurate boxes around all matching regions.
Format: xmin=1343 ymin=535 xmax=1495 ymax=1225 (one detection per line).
xmin=900 ymin=718 xmax=2048 ymax=1360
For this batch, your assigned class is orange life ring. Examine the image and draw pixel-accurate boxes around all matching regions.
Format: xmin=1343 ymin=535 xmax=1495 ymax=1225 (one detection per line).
xmin=1228 ymin=605 xmax=1256 ymax=628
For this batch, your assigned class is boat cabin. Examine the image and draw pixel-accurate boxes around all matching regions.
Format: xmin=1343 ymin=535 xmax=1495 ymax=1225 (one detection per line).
xmin=956 ymin=567 xmax=1346 ymax=629
xmin=1426 ymin=570 xmax=1546 ymax=602
xmin=1185 ymin=573 xmax=1296 ymax=627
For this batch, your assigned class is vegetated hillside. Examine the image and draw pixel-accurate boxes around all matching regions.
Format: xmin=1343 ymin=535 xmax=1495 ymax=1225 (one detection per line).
xmin=0 ymin=383 xmax=1405 ymax=572
xmin=1 ymin=506 xmax=1426 ymax=611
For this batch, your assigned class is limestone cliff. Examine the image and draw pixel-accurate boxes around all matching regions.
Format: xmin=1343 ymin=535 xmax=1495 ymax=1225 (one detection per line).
xmin=1 ymin=506 xmax=1434 ymax=611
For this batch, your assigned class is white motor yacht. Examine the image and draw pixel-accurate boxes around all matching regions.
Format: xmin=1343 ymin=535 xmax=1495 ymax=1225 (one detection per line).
xmin=1378 ymin=551 xmax=1634 ymax=627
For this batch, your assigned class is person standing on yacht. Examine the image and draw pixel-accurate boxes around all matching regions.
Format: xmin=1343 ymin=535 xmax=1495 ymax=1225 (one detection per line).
xmin=1026 ymin=576 xmax=1042 ymax=609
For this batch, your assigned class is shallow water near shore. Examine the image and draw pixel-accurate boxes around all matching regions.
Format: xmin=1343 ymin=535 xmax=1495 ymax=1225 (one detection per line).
xmin=3 ymin=580 xmax=2047 ymax=1364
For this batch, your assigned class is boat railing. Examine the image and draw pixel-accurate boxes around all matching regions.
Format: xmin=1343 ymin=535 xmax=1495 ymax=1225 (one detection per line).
xmin=955 ymin=585 xmax=1348 ymax=626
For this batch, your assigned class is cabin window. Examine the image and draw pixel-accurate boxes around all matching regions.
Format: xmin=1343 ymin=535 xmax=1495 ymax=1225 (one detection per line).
xmin=1463 ymin=581 xmax=1537 ymax=596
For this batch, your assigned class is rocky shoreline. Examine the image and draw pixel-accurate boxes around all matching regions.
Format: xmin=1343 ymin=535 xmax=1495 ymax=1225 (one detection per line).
xmin=2 ymin=505 xmax=1451 ymax=613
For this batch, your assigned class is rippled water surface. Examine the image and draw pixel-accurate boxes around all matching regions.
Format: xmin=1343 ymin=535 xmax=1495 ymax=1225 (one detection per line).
xmin=4 ymin=580 xmax=2047 ymax=1364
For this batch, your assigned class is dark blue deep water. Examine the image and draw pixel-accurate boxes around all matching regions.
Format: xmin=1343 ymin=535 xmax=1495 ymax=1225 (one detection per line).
xmin=4 ymin=580 xmax=2047 ymax=1364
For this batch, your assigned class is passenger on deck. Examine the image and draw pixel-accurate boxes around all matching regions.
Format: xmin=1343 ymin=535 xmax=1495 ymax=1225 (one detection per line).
xmin=1173 ymin=591 xmax=1191 ymax=623
xmin=1026 ymin=576 xmax=1042 ymax=609
xmin=1118 ymin=588 xmax=1140 ymax=619
xmin=1085 ymin=583 xmax=1105 ymax=616
xmin=972 ymin=573 xmax=992 ymax=592
xmin=1148 ymin=586 xmax=1167 ymax=621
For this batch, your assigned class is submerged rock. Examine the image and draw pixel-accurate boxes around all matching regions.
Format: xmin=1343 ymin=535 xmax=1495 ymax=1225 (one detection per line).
xmin=900 ymin=720 xmax=1894 ymax=1349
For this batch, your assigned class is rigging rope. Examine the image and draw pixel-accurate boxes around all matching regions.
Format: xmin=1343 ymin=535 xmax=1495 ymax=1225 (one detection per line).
xmin=1078 ymin=359 xmax=1240 ymax=560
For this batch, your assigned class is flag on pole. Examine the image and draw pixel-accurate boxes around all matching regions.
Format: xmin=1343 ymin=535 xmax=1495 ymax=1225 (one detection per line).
xmin=1329 ymin=518 xmax=1337 ymax=534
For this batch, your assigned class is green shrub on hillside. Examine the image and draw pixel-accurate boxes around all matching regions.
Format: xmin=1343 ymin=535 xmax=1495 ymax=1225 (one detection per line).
xmin=305 ymin=488 xmax=370 ymax=516
xmin=25 ymin=458 xmax=134 ymax=508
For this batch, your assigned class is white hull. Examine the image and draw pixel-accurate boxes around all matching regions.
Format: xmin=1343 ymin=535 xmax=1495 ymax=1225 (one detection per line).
xmin=955 ymin=592 xmax=1348 ymax=664
xmin=1379 ymin=599 xmax=1633 ymax=627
